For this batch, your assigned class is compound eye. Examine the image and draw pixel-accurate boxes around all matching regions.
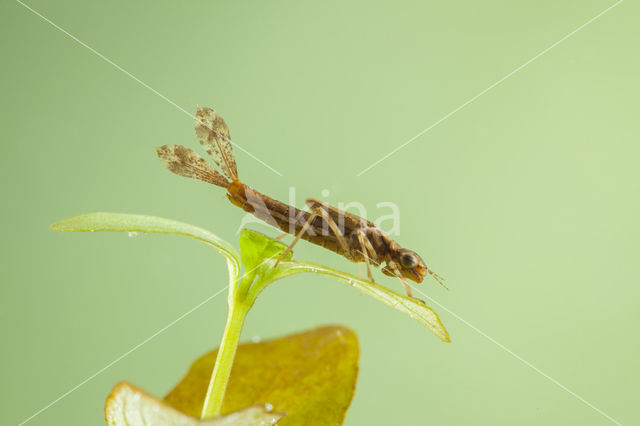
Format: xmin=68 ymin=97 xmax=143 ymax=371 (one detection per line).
xmin=400 ymin=252 xmax=418 ymax=269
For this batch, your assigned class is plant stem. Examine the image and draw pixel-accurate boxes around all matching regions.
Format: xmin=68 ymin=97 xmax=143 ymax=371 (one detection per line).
xmin=200 ymin=298 xmax=250 ymax=418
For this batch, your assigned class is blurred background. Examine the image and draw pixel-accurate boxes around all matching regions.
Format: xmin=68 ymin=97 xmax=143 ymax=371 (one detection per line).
xmin=1 ymin=1 xmax=638 ymax=424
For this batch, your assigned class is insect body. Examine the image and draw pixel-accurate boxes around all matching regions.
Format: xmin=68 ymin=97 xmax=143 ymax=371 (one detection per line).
xmin=156 ymin=106 xmax=444 ymax=298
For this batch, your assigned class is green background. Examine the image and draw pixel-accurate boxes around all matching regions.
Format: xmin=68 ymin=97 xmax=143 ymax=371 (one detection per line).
xmin=1 ymin=1 xmax=638 ymax=424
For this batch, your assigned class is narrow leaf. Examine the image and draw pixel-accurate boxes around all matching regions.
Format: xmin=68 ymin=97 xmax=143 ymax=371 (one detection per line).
xmin=50 ymin=213 xmax=240 ymax=272
xmin=279 ymin=262 xmax=451 ymax=342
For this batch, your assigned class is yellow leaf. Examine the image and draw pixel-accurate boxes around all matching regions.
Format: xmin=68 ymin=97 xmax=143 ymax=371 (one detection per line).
xmin=164 ymin=326 xmax=359 ymax=425
xmin=105 ymin=382 xmax=283 ymax=426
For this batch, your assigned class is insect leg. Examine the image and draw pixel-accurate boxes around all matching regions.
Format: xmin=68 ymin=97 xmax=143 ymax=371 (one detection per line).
xmin=275 ymin=232 xmax=288 ymax=240
xmin=356 ymin=230 xmax=376 ymax=283
xmin=387 ymin=260 xmax=414 ymax=298
xmin=313 ymin=206 xmax=349 ymax=252
xmin=274 ymin=210 xmax=319 ymax=267
xmin=357 ymin=230 xmax=378 ymax=261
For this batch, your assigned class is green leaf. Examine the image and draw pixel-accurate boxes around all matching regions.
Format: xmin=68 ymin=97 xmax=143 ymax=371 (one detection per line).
xmin=51 ymin=212 xmax=239 ymax=263
xmin=105 ymin=382 xmax=284 ymax=425
xmin=164 ymin=326 xmax=359 ymax=426
xmin=50 ymin=212 xmax=241 ymax=287
xmin=276 ymin=262 xmax=451 ymax=342
xmin=238 ymin=229 xmax=291 ymax=270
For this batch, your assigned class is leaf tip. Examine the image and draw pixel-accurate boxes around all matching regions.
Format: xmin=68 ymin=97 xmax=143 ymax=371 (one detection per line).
xmin=49 ymin=219 xmax=68 ymax=232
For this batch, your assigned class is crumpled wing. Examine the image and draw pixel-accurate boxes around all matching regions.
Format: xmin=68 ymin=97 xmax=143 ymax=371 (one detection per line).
xmin=194 ymin=105 xmax=238 ymax=181
xmin=156 ymin=144 xmax=230 ymax=188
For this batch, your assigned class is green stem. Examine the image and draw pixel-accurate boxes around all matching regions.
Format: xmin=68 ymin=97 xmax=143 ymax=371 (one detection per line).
xmin=200 ymin=297 xmax=250 ymax=418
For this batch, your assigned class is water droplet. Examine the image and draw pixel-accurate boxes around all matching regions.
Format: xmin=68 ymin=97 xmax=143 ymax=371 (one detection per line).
xmin=251 ymin=335 xmax=261 ymax=343
xmin=128 ymin=232 xmax=139 ymax=238
xmin=264 ymin=403 xmax=273 ymax=412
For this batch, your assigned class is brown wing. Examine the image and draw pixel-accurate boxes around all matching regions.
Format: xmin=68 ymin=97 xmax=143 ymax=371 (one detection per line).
xmin=305 ymin=198 xmax=377 ymax=231
xmin=194 ymin=105 xmax=238 ymax=181
xmin=156 ymin=144 xmax=230 ymax=188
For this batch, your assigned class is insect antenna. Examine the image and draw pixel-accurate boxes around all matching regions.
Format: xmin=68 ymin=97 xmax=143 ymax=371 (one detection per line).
xmin=428 ymin=269 xmax=449 ymax=290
